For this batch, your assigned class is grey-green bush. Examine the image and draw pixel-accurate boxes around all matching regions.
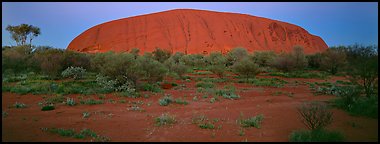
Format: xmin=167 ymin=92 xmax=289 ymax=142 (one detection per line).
xmin=61 ymin=66 xmax=86 ymax=80
xmin=232 ymin=57 xmax=260 ymax=80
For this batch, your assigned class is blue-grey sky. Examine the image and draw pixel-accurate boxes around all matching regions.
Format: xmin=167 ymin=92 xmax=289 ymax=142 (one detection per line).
xmin=2 ymin=2 xmax=378 ymax=49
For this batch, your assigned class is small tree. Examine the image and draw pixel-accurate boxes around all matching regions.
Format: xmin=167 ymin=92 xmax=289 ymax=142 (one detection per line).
xmin=206 ymin=52 xmax=227 ymax=77
xmin=92 ymin=52 xmax=139 ymax=86
xmin=297 ymin=101 xmax=333 ymax=130
xmin=346 ymin=45 xmax=378 ymax=97
xmin=180 ymin=54 xmax=207 ymax=68
xmin=206 ymin=52 xmax=227 ymax=66
xmin=320 ymin=48 xmax=347 ymax=75
xmin=129 ymin=48 xmax=140 ymax=59
xmin=164 ymin=54 xmax=188 ymax=79
xmin=6 ymin=24 xmax=40 ymax=48
xmin=232 ymin=57 xmax=260 ymax=81
xmin=271 ymin=53 xmax=295 ymax=72
xmin=152 ymin=48 xmax=171 ymax=63
xmin=208 ymin=64 xmax=225 ymax=78
xmin=171 ymin=63 xmax=188 ymax=78
xmin=31 ymin=48 xmax=65 ymax=78
xmin=292 ymin=46 xmax=308 ymax=70
xmin=306 ymin=53 xmax=323 ymax=69
xmin=138 ymin=56 xmax=168 ymax=83
xmin=2 ymin=45 xmax=31 ymax=74
xmin=253 ymin=51 xmax=277 ymax=67
xmin=226 ymin=47 xmax=248 ymax=66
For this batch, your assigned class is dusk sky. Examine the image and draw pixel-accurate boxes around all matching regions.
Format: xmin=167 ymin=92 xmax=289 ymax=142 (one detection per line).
xmin=2 ymin=2 xmax=378 ymax=49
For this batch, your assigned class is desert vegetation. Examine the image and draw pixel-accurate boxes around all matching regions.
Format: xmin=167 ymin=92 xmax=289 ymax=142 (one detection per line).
xmin=2 ymin=25 xmax=378 ymax=142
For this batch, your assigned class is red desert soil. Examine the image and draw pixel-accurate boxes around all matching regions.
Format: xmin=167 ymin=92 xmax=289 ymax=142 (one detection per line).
xmin=67 ymin=9 xmax=328 ymax=55
xmin=2 ymin=74 xmax=378 ymax=142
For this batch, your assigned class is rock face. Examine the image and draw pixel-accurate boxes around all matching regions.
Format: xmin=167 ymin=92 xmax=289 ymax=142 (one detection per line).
xmin=67 ymin=9 xmax=328 ymax=55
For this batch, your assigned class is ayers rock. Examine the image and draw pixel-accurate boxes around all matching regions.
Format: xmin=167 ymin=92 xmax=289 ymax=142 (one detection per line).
xmin=67 ymin=9 xmax=328 ymax=55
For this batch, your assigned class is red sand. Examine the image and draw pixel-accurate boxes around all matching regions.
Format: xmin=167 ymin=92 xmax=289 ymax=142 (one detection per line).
xmin=2 ymin=73 xmax=377 ymax=142
xmin=67 ymin=9 xmax=328 ymax=55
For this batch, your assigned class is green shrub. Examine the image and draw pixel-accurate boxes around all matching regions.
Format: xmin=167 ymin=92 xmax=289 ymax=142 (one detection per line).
xmin=158 ymin=95 xmax=173 ymax=106
xmin=45 ymin=94 xmax=65 ymax=104
xmin=271 ymin=53 xmax=296 ymax=72
xmin=95 ymin=74 xmax=117 ymax=92
xmin=41 ymin=105 xmax=55 ymax=111
xmin=197 ymin=77 xmax=228 ymax=83
xmin=66 ymin=97 xmax=76 ymax=106
xmin=13 ymin=102 xmax=27 ymax=108
xmin=199 ymin=122 xmax=215 ymax=129
xmin=138 ymin=56 xmax=168 ymax=83
xmin=289 ymin=129 xmax=345 ymax=142
xmin=238 ymin=78 xmax=287 ymax=88
xmin=48 ymin=128 xmax=76 ymax=137
xmin=139 ymin=83 xmax=162 ymax=93
xmin=268 ymin=71 xmax=328 ymax=79
xmin=44 ymin=128 xmax=110 ymax=142
xmin=253 ymin=51 xmax=276 ymax=67
xmin=175 ymin=98 xmax=189 ymax=105
xmin=155 ymin=113 xmax=176 ymax=126
xmin=82 ymin=112 xmax=91 ymax=119
xmin=292 ymin=46 xmax=308 ymax=70
xmin=208 ymin=64 xmax=226 ymax=78
xmin=191 ymin=115 xmax=208 ymax=124
xmin=226 ymin=47 xmax=249 ymax=66
xmin=210 ymin=97 xmax=216 ymax=103
xmin=152 ymin=48 xmax=171 ymax=63
xmin=195 ymin=81 xmax=215 ymax=89
xmin=215 ymin=88 xmax=240 ymax=100
xmin=334 ymin=95 xmax=378 ymax=118
xmin=92 ymin=52 xmax=140 ymax=87
xmin=320 ymin=48 xmax=347 ymax=75
xmin=192 ymin=71 xmax=213 ymax=75
xmin=80 ymin=99 xmax=104 ymax=105
xmin=180 ymin=54 xmax=207 ymax=68
xmin=232 ymin=57 xmax=261 ymax=80
xmin=306 ymin=53 xmax=323 ymax=69
xmin=61 ymin=66 xmax=86 ymax=80
xmin=239 ymin=114 xmax=264 ymax=128
xmin=127 ymin=105 xmax=145 ymax=112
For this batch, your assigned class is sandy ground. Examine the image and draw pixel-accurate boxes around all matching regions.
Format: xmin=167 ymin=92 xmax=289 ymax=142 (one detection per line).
xmin=2 ymin=73 xmax=378 ymax=142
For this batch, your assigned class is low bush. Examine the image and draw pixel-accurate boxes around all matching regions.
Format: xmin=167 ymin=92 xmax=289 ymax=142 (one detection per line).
xmin=66 ymin=97 xmax=76 ymax=106
xmin=61 ymin=66 xmax=86 ymax=80
xmin=80 ymin=99 xmax=104 ymax=105
xmin=297 ymin=102 xmax=333 ymax=130
xmin=44 ymin=128 xmax=110 ymax=142
xmin=175 ymin=98 xmax=189 ymax=105
xmin=238 ymin=78 xmax=288 ymax=88
xmin=195 ymin=81 xmax=215 ymax=89
xmin=208 ymin=64 xmax=226 ymax=78
xmin=232 ymin=57 xmax=261 ymax=80
xmin=45 ymin=94 xmax=65 ymax=104
xmin=41 ymin=104 xmax=55 ymax=111
xmin=199 ymin=122 xmax=215 ymax=129
xmin=13 ymin=102 xmax=27 ymax=108
xmin=215 ymin=87 xmax=240 ymax=100
xmin=155 ymin=113 xmax=176 ymax=126
xmin=238 ymin=114 xmax=264 ymax=128
xmin=268 ymin=71 xmax=328 ymax=79
xmin=158 ymin=94 xmax=173 ymax=106
xmin=192 ymin=71 xmax=213 ymax=75
xmin=334 ymin=95 xmax=378 ymax=118
xmin=139 ymin=83 xmax=162 ymax=93
xmin=289 ymin=129 xmax=345 ymax=142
